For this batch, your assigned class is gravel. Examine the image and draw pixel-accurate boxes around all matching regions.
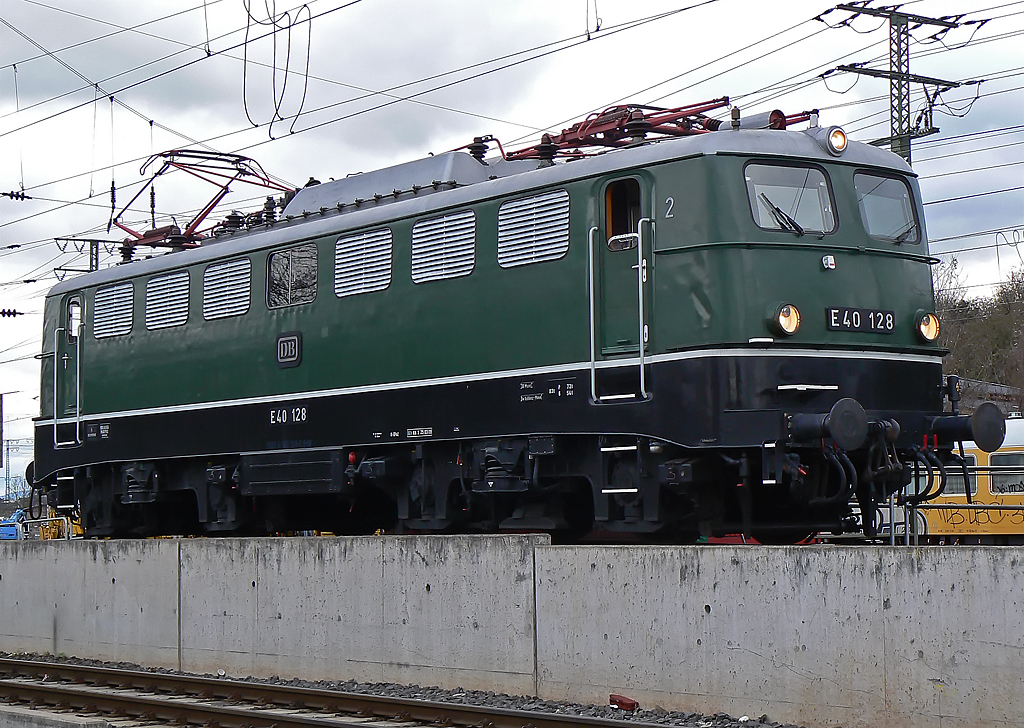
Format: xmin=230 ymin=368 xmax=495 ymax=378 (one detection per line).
xmin=1 ymin=651 xmax=816 ymax=728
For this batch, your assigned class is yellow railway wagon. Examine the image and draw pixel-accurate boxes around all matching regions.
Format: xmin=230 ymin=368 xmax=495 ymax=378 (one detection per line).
xmin=921 ymin=414 xmax=1024 ymax=544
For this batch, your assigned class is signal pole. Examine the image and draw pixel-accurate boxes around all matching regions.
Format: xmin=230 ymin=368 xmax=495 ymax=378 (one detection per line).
xmin=0 ymin=392 xmax=10 ymax=501
xmin=832 ymin=4 xmax=965 ymax=163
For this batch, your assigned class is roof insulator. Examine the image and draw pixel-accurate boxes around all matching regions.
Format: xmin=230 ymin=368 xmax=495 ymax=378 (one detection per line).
xmin=534 ymin=134 xmax=558 ymax=163
xmin=623 ymin=110 xmax=653 ymax=143
xmin=467 ymin=136 xmax=489 ymax=163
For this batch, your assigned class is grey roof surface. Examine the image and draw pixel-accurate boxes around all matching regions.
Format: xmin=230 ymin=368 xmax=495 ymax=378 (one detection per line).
xmin=281 ymin=153 xmax=546 ymax=217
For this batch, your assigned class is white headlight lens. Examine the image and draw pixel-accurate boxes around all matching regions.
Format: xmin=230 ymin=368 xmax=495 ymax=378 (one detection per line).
xmin=777 ymin=304 xmax=801 ymax=335
xmin=917 ymin=312 xmax=940 ymax=342
xmin=827 ymin=126 xmax=848 ymax=155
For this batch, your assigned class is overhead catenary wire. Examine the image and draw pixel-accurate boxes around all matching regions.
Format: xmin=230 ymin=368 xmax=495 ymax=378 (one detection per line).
xmin=2 ymin=3 xmax=1015 ymax=264
xmin=918 ymin=159 xmax=1024 ymax=179
xmin=2 ymin=0 xmax=720 ymax=222
xmin=4 ymin=2 xmax=715 ymax=201
xmin=0 ymin=0 xmax=362 ymax=139
xmin=5 ymin=0 xmax=551 ymax=141
xmin=1 ymin=0 xmax=229 ymax=72
xmin=924 ymin=186 xmax=1024 ymax=206
xmin=0 ymin=16 xmax=217 ymax=152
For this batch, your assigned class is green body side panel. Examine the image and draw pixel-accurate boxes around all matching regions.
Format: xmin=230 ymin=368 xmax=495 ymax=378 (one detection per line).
xmin=42 ymin=152 xmax=940 ymax=418
xmin=71 ymin=184 xmax=594 ymax=414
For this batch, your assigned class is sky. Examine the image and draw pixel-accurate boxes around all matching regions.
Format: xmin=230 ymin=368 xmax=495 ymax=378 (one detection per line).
xmin=0 ymin=0 xmax=1022 ymax=481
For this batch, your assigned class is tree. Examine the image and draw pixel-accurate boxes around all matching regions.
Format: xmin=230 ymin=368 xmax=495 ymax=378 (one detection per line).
xmin=935 ymin=259 xmax=1024 ymax=411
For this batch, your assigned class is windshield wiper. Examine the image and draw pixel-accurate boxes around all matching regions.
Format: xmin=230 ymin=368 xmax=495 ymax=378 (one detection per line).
xmin=892 ymin=222 xmax=917 ymax=245
xmin=758 ymin=193 xmax=804 ymax=237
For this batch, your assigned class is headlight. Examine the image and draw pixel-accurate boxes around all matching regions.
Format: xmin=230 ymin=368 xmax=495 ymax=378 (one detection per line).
xmin=826 ymin=126 xmax=848 ymax=155
xmin=916 ymin=312 xmax=940 ymax=342
xmin=768 ymin=303 xmax=801 ymax=336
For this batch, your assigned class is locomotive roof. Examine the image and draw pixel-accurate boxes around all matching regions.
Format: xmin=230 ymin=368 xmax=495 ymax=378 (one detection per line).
xmin=48 ymin=127 xmax=915 ymax=297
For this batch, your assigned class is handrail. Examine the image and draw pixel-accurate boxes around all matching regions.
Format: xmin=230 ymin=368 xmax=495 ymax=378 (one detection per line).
xmin=637 ymin=217 xmax=651 ymax=399
xmin=52 ymin=327 xmax=62 ymax=448
xmin=588 ymin=226 xmax=599 ymax=403
xmin=53 ymin=324 xmax=82 ymax=449
xmin=653 ymin=239 xmax=939 ymax=264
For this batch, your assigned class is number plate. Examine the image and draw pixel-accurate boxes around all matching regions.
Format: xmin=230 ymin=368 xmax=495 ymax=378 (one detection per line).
xmin=826 ymin=307 xmax=895 ymax=333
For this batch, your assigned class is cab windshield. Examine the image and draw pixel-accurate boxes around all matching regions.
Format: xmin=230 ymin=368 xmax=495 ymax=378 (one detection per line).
xmin=745 ymin=163 xmax=836 ymax=236
xmin=854 ymin=172 xmax=919 ymax=244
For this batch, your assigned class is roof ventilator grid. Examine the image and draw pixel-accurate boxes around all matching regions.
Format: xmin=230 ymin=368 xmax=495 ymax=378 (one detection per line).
xmin=497 ymin=189 xmax=570 ymax=268
xmin=203 ymin=258 xmax=252 ymax=320
xmin=145 ymin=271 xmax=190 ymax=330
xmin=93 ymin=282 xmax=134 ymax=338
xmin=411 ymin=210 xmax=476 ymax=283
xmin=335 ymin=228 xmax=393 ymax=298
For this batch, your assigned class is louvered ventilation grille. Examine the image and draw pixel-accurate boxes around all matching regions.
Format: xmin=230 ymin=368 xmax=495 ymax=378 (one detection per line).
xmin=203 ymin=258 xmax=251 ymax=320
xmin=335 ymin=228 xmax=393 ymax=297
xmin=411 ymin=210 xmax=476 ymax=283
xmin=497 ymin=189 xmax=570 ymax=268
xmin=146 ymin=271 xmax=189 ymax=329
xmin=93 ymin=282 xmax=134 ymax=338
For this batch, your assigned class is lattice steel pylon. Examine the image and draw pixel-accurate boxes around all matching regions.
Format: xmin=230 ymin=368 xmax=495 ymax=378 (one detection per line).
xmin=889 ymin=13 xmax=911 ymax=161
xmin=833 ymin=4 xmax=963 ymax=164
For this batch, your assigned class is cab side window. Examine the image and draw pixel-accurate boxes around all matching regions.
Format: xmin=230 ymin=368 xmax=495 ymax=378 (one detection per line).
xmin=605 ymin=179 xmax=641 ymax=250
xmin=66 ymin=298 xmax=82 ymax=342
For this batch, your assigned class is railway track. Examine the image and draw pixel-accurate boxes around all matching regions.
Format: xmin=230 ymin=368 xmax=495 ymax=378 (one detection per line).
xmin=0 ymin=658 xmax=661 ymax=728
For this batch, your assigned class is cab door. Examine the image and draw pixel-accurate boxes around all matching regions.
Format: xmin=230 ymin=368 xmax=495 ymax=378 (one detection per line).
xmin=54 ymin=294 xmax=83 ymax=447
xmin=588 ymin=177 xmax=652 ymax=402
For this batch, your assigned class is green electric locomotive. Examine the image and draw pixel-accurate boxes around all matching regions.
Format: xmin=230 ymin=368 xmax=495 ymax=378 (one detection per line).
xmin=31 ymin=100 xmax=1004 ymax=540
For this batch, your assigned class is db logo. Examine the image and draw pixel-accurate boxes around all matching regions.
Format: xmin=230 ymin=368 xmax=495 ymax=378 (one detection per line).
xmin=822 ymin=255 xmax=836 ymax=270
xmin=276 ymin=332 xmax=302 ymax=368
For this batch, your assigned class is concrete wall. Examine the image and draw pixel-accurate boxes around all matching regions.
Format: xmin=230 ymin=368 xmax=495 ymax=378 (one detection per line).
xmin=3 ymin=539 xmax=1024 ymax=728
xmin=0 ymin=540 xmax=179 ymax=665
xmin=534 ymin=546 xmax=1024 ymax=728
xmin=179 ymin=536 xmax=541 ymax=691
xmin=0 ymin=536 xmax=543 ymax=694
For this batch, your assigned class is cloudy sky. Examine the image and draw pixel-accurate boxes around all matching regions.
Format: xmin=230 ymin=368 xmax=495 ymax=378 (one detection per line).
xmin=1 ymin=0 xmax=1021 ymax=479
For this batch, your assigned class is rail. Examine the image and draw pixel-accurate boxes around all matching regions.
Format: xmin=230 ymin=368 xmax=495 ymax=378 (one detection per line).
xmin=0 ymin=658 xmax=663 ymax=728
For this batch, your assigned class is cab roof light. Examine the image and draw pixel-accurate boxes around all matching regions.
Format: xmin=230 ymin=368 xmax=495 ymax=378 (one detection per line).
xmin=826 ymin=126 xmax=848 ymax=156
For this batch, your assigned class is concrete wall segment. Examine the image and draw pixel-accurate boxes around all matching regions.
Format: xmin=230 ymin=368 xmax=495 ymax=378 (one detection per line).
xmin=381 ymin=535 xmax=542 ymax=692
xmin=177 ymin=535 xmax=542 ymax=691
xmin=0 ymin=540 xmax=179 ymax=667
xmin=880 ymin=547 xmax=1024 ymax=728
xmin=178 ymin=538 xmax=261 ymax=676
xmin=533 ymin=545 xmax=1024 ymax=728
